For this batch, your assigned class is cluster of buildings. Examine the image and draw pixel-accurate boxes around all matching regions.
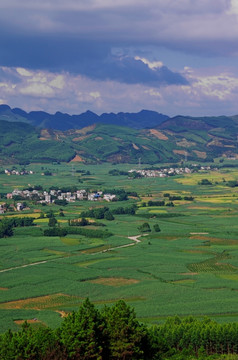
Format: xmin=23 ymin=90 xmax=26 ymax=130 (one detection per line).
xmin=128 ymin=165 xmax=218 ymax=178
xmin=5 ymin=188 xmax=117 ymax=206
xmin=0 ymin=202 xmax=24 ymax=214
xmin=128 ymin=167 xmax=193 ymax=178
xmin=4 ymin=169 xmax=34 ymax=176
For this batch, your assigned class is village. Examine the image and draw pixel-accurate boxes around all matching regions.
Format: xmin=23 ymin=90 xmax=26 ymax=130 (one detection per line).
xmin=0 ymin=188 xmax=118 ymax=214
xmin=128 ymin=165 xmax=214 ymax=178
xmin=0 ymin=164 xmax=216 ymax=214
xmin=4 ymin=169 xmax=34 ymax=176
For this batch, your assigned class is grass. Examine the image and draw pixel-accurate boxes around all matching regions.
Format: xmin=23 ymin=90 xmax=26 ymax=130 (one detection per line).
xmin=1 ymin=163 xmax=238 ymax=330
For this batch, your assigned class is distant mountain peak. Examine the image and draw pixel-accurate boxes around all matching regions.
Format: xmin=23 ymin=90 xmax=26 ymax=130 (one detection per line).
xmin=0 ymin=104 xmax=169 ymax=130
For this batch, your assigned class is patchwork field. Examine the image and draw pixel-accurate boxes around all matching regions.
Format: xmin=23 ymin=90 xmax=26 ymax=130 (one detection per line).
xmin=1 ymin=162 xmax=238 ymax=332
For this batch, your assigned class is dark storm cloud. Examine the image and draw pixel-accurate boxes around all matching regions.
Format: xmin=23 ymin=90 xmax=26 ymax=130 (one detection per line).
xmin=0 ymin=31 xmax=188 ymax=86
xmin=1 ymin=0 xmax=236 ymax=54
xmin=0 ymin=0 xmax=237 ymax=86
xmin=73 ymin=56 xmax=188 ymax=86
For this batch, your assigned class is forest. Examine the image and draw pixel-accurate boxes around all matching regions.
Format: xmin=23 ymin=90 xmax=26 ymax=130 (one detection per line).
xmin=1 ymin=299 xmax=238 ymax=360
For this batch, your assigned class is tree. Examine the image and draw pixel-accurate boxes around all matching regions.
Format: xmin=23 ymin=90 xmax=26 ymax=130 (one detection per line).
xmin=57 ymin=298 xmax=108 ymax=359
xmin=48 ymin=216 xmax=57 ymax=227
xmin=59 ymin=210 xmax=65 ymax=217
xmin=102 ymin=300 xmax=149 ymax=359
xmin=138 ymin=222 xmax=151 ymax=233
xmin=0 ymin=219 xmax=14 ymax=238
xmin=104 ymin=211 xmax=114 ymax=221
xmin=199 ymin=178 xmax=212 ymax=185
xmin=46 ymin=210 xmax=54 ymax=218
xmin=0 ymin=322 xmax=61 ymax=360
xmin=153 ymin=224 xmax=161 ymax=232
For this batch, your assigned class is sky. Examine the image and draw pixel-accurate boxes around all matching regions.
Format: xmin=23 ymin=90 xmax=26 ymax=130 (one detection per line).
xmin=1 ymin=0 xmax=238 ymax=117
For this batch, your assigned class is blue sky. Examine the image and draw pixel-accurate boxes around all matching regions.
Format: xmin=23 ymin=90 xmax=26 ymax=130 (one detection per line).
xmin=0 ymin=0 xmax=238 ymax=116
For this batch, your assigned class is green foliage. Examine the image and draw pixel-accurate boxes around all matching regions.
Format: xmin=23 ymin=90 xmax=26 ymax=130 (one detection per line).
xmin=104 ymin=211 xmax=115 ymax=221
xmin=81 ymin=206 xmax=110 ymax=219
xmin=0 ymin=217 xmax=35 ymax=238
xmin=138 ymin=222 xmax=151 ymax=233
xmin=184 ymin=196 xmax=194 ymax=201
xmin=44 ymin=227 xmax=68 ymax=236
xmin=69 ymin=217 xmax=89 ymax=226
xmin=66 ymin=227 xmax=113 ymax=238
xmin=58 ymin=298 xmax=108 ymax=359
xmin=54 ymin=199 xmax=68 ymax=206
xmin=226 ymin=180 xmax=238 ymax=188
xmin=45 ymin=210 xmax=55 ymax=218
xmin=165 ymin=201 xmax=174 ymax=207
xmin=199 ymin=178 xmax=213 ymax=185
xmin=59 ymin=210 xmax=65 ymax=217
xmin=169 ymin=195 xmax=182 ymax=201
xmin=80 ymin=206 xmax=127 ymax=220
xmin=0 ymin=322 xmax=61 ymax=359
xmin=43 ymin=226 xmax=113 ymax=238
xmin=2 ymin=112 xmax=238 ymax=164
xmin=108 ymin=169 xmax=128 ymax=176
xmin=48 ymin=217 xmax=57 ymax=227
xmin=0 ymin=219 xmax=14 ymax=238
xmin=112 ymin=205 xmax=136 ymax=215
xmin=148 ymin=200 xmax=165 ymax=206
xmin=153 ymin=224 xmax=161 ymax=232
xmin=102 ymin=300 xmax=149 ymax=359
xmin=43 ymin=170 xmax=52 ymax=176
xmin=128 ymin=171 xmax=142 ymax=179
xmin=0 ymin=120 xmax=75 ymax=163
xmin=2 ymin=301 xmax=238 ymax=359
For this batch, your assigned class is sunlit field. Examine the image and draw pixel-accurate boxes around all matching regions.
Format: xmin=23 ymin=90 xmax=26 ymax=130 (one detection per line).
xmin=1 ymin=162 xmax=238 ymax=332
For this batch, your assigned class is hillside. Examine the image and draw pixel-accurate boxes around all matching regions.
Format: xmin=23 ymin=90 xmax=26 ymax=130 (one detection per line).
xmin=0 ymin=121 xmax=75 ymax=164
xmin=1 ymin=112 xmax=238 ymax=164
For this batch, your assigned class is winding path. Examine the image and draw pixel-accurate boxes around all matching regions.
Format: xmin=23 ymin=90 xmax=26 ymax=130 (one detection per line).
xmin=94 ymin=233 xmax=147 ymax=254
xmin=0 ymin=234 xmax=147 ymax=273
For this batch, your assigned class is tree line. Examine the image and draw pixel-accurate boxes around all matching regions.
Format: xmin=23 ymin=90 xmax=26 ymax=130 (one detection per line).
xmin=44 ymin=226 xmax=112 ymax=239
xmin=80 ymin=205 xmax=137 ymax=221
xmin=1 ymin=299 xmax=238 ymax=359
xmin=0 ymin=217 xmax=34 ymax=238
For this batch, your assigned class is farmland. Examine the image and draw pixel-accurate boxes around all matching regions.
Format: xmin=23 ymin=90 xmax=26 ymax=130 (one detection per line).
xmin=1 ymin=162 xmax=238 ymax=332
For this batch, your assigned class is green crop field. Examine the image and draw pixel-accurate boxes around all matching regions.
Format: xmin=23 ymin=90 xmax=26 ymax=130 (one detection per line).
xmin=1 ymin=162 xmax=238 ymax=332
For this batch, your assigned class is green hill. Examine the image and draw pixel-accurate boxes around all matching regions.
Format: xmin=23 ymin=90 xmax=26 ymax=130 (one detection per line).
xmin=1 ymin=115 xmax=238 ymax=164
xmin=0 ymin=121 xmax=75 ymax=164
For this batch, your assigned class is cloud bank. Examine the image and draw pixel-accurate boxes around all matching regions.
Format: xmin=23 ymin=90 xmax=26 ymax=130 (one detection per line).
xmin=0 ymin=0 xmax=238 ymax=115
xmin=1 ymin=65 xmax=238 ymax=117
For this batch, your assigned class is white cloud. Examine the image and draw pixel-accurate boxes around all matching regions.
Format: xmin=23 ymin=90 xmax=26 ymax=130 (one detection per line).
xmin=20 ymin=83 xmax=55 ymax=97
xmin=16 ymin=67 xmax=32 ymax=77
xmin=135 ymin=56 xmax=163 ymax=70
xmin=0 ymin=82 xmax=16 ymax=94
xmin=90 ymin=91 xmax=101 ymax=99
xmin=0 ymin=82 xmax=8 ymax=88
xmin=28 ymin=74 xmax=47 ymax=83
xmin=227 ymin=0 xmax=238 ymax=15
xmin=144 ymin=88 xmax=162 ymax=97
xmin=49 ymin=75 xmax=65 ymax=89
xmin=1 ymin=64 xmax=238 ymax=117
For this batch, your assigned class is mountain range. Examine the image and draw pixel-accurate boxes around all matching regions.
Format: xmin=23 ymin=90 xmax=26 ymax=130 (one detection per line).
xmin=0 ymin=105 xmax=168 ymax=130
xmin=0 ymin=104 xmax=238 ymax=165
